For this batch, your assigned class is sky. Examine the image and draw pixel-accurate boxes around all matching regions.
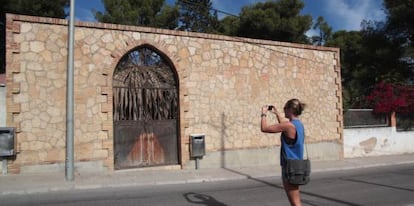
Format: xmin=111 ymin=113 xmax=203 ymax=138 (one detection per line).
xmin=74 ymin=0 xmax=386 ymax=33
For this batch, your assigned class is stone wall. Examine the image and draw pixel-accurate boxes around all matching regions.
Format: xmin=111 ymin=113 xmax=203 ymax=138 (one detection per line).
xmin=4 ymin=14 xmax=342 ymax=173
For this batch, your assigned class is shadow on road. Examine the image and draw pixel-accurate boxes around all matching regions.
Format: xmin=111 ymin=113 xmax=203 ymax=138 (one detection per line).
xmin=183 ymin=192 xmax=227 ymax=206
xmin=341 ymin=177 xmax=414 ymax=192
xmin=224 ymin=168 xmax=362 ymax=206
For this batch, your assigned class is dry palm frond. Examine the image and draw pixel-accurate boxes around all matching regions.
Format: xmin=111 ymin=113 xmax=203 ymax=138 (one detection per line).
xmin=113 ymin=46 xmax=178 ymax=121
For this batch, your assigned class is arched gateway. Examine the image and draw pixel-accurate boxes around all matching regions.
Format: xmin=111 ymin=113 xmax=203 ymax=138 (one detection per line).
xmin=112 ymin=45 xmax=179 ymax=169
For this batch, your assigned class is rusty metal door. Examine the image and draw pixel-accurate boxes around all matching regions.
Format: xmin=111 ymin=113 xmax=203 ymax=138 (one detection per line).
xmin=113 ymin=46 xmax=179 ymax=169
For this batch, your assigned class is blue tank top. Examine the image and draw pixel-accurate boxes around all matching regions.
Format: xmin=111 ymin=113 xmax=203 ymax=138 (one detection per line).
xmin=280 ymin=119 xmax=305 ymax=166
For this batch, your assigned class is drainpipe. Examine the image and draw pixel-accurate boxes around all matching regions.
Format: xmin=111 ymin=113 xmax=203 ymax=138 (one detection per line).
xmin=65 ymin=0 xmax=75 ymax=181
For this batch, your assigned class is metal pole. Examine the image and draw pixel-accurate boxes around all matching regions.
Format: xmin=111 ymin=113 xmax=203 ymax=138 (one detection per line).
xmin=65 ymin=0 xmax=75 ymax=181
xmin=195 ymin=157 xmax=199 ymax=170
xmin=2 ymin=158 xmax=7 ymax=175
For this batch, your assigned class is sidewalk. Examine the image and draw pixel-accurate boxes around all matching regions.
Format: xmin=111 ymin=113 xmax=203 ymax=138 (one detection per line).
xmin=1 ymin=154 xmax=413 ymax=195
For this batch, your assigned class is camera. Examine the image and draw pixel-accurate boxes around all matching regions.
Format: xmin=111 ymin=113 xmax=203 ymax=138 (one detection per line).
xmin=268 ymin=105 xmax=274 ymax=110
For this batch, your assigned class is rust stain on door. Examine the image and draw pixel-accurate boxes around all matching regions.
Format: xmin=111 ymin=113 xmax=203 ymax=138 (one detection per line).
xmin=128 ymin=132 xmax=165 ymax=165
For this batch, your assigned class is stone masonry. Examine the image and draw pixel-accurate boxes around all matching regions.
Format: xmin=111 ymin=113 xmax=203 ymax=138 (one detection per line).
xmin=4 ymin=14 xmax=342 ymax=174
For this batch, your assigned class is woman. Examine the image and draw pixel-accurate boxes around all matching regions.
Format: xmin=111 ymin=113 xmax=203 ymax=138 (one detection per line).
xmin=260 ymin=98 xmax=306 ymax=206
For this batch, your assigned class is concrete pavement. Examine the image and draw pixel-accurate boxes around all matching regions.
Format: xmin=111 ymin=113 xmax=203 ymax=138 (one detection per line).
xmin=1 ymin=154 xmax=413 ymax=195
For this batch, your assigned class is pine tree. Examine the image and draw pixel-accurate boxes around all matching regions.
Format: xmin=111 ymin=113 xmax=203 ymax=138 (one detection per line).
xmin=95 ymin=0 xmax=179 ymax=29
xmin=176 ymin=0 xmax=218 ymax=33
xmin=236 ymin=0 xmax=312 ymax=43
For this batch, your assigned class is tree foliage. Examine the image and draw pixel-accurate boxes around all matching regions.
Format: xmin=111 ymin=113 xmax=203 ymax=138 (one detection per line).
xmin=329 ymin=26 xmax=412 ymax=109
xmin=176 ymin=0 xmax=218 ymax=33
xmin=217 ymin=16 xmax=239 ymax=36
xmin=1 ymin=0 xmax=68 ymax=19
xmin=326 ymin=1 xmax=414 ymax=109
xmin=384 ymin=0 xmax=414 ymax=60
xmin=234 ymin=0 xmax=312 ymax=43
xmin=95 ymin=0 xmax=179 ymax=29
xmin=96 ymin=0 xmax=315 ymax=43
xmin=326 ymin=31 xmax=363 ymax=109
xmin=361 ymin=20 xmax=411 ymax=83
xmin=153 ymin=4 xmax=180 ymax=30
xmin=311 ymin=16 xmax=332 ymax=46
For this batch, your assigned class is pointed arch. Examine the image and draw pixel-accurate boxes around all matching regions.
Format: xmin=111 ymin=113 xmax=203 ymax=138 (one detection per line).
xmin=112 ymin=44 xmax=179 ymax=169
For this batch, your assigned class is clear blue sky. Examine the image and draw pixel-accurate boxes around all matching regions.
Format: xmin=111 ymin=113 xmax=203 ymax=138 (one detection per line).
xmin=74 ymin=0 xmax=385 ymax=33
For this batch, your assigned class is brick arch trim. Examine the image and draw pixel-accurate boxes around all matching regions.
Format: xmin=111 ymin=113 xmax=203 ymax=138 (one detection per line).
xmin=99 ymin=39 xmax=183 ymax=170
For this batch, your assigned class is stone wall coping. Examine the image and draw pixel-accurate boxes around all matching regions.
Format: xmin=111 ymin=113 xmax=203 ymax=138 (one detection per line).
xmin=6 ymin=13 xmax=339 ymax=53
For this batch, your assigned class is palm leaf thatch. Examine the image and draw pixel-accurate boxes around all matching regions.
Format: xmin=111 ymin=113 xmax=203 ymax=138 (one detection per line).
xmin=113 ymin=46 xmax=178 ymax=121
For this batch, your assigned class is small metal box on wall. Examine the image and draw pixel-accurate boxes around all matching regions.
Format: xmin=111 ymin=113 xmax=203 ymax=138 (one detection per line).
xmin=0 ymin=127 xmax=16 ymax=157
xmin=190 ymin=133 xmax=205 ymax=158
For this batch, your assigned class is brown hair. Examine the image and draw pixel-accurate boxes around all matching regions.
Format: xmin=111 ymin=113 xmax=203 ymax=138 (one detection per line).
xmin=284 ymin=98 xmax=306 ymax=116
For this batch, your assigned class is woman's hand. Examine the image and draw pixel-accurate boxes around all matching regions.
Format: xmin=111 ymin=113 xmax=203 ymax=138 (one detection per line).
xmin=261 ymin=105 xmax=269 ymax=114
xmin=269 ymin=104 xmax=278 ymax=114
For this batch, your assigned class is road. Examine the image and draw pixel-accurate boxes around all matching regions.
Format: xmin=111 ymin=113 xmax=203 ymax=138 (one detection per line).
xmin=0 ymin=164 xmax=413 ymax=206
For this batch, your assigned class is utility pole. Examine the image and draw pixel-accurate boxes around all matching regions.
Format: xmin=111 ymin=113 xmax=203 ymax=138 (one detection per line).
xmin=65 ymin=0 xmax=75 ymax=181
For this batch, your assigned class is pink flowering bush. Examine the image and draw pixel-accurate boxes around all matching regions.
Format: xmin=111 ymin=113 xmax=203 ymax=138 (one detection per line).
xmin=366 ymin=82 xmax=414 ymax=131
xmin=366 ymin=82 xmax=414 ymax=114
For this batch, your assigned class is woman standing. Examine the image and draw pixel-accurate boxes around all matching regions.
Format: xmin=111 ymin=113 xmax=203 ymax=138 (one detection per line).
xmin=260 ymin=98 xmax=306 ymax=206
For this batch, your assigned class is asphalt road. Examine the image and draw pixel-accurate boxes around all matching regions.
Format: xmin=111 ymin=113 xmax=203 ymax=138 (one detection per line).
xmin=1 ymin=164 xmax=413 ymax=206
